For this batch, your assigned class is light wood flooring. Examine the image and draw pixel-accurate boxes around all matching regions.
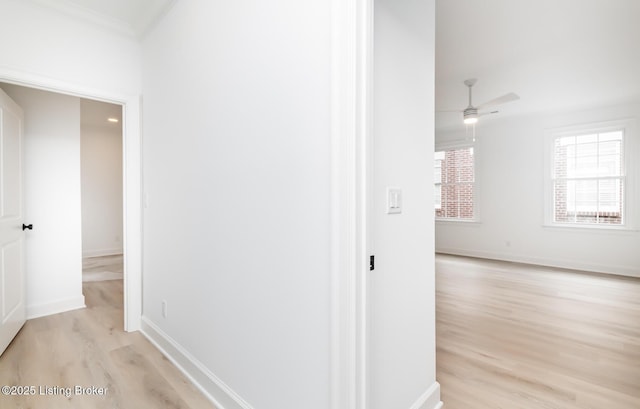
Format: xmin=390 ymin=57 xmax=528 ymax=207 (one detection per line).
xmin=436 ymin=254 xmax=640 ymax=409
xmin=4 ymin=254 xmax=637 ymax=408
xmin=0 ymin=279 xmax=217 ymax=409
xmin=82 ymin=255 xmax=124 ymax=282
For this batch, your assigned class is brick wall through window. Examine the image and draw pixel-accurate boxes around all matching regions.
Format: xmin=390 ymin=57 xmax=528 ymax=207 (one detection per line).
xmin=435 ymin=147 xmax=474 ymax=219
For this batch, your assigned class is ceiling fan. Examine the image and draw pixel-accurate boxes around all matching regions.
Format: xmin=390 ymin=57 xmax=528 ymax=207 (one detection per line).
xmin=446 ymin=78 xmax=519 ymax=125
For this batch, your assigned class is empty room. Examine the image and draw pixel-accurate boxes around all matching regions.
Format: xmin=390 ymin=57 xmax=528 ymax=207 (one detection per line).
xmin=434 ymin=1 xmax=640 ymax=408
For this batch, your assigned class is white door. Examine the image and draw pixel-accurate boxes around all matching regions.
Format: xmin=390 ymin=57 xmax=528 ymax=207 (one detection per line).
xmin=0 ymin=87 xmax=25 ymax=357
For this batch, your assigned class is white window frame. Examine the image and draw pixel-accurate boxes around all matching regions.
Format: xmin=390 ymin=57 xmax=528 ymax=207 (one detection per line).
xmin=434 ymin=141 xmax=479 ymax=222
xmin=544 ymin=118 xmax=638 ymax=230
xmin=434 ymin=151 xmax=443 ymax=211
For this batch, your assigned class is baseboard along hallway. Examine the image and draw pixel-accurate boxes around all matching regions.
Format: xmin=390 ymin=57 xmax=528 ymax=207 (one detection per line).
xmin=0 ymin=279 xmax=217 ymax=409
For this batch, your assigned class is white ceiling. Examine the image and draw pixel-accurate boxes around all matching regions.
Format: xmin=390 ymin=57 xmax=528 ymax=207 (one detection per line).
xmin=29 ymin=0 xmax=175 ymax=38
xmin=436 ymin=0 xmax=640 ymax=130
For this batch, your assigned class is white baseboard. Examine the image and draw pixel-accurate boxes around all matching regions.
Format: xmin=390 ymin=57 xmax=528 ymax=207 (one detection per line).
xmin=140 ymin=317 xmax=254 ymax=409
xmin=436 ymin=247 xmax=640 ymax=278
xmin=410 ymin=382 xmax=442 ymax=409
xmin=27 ymin=295 xmax=85 ymax=319
xmin=82 ymin=249 xmax=123 ymax=258
xmin=142 ymin=317 xmax=443 ymax=409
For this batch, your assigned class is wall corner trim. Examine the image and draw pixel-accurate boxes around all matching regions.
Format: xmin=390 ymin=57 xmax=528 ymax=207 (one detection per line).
xmin=140 ymin=317 xmax=254 ymax=409
xmin=329 ymin=0 xmax=372 ymax=407
xmin=409 ymin=382 xmax=443 ymax=409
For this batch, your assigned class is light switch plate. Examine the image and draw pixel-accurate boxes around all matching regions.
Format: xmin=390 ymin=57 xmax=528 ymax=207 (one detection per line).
xmin=387 ymin=187 xmax=402 ymax=214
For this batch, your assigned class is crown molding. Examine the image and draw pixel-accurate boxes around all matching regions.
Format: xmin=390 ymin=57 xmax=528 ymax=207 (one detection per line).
xmin=26 ymin=0 xmax=177 ymax=39
xmin=29 ymin=0 xmax=135 ymax=38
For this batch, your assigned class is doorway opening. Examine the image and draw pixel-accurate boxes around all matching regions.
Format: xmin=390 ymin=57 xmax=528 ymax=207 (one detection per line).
xmin=0 ymin=77 xmax=140 ymax=331
xmin=80 ymin=98 xmax=124 ymax=280
xmin=80 ymin=99 xmax=125 ymax=319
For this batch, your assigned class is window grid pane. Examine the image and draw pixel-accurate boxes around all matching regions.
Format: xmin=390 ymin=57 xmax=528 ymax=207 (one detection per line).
xmin=435 ymin=147 xmax=474 ymax=219
xmin=552 ymin=130 xmax=624 ymax=225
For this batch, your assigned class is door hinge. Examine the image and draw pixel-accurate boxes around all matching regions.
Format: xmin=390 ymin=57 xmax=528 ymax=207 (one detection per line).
xmin=369 ymin=255 xmax=375 ymax=271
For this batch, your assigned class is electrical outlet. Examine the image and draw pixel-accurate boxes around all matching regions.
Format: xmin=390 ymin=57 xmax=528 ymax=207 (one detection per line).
xmin=161 ymin=300 xmax=167 ymax=318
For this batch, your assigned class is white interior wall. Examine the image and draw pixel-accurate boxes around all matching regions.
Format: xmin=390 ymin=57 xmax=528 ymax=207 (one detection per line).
xmin=0 ymin=0 xmax=141 ymax=96
xmin=370 ymin=1 xmax=439 ymax=408
xmin=0 ymin=83 xmax=84 ymax=318
xmin=140 ymin=1 xmax=332 ymax=408
xmin=80 ymin=104 xmax=123 ymax=258
xmin=436 ymin=102 xmax=640 ymax=277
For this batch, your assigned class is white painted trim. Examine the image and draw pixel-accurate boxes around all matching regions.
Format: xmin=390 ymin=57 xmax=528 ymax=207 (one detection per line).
xmin=82 ymin=249 xmax=124 ymax=258
xmin=436 ymin=248 xmax=640 ymax=278
xmin=121 ymin=95 xmax=143 ymax=332
xmin=26 ymin=295 xmax=85 ymax=320
xmin=409 ymin=382 xmax=442 ymax=409
xmin=140 ymin=317 xmax=253 ymax=409
xmin=543 ymin=118 xmax=638 ymax=231
xmin=28 ymin=0 xmax=134 ymax=38
xmin=0 ymin=66 xmax=143 ymax=332
xmin=358 ymin=2 xmax=374 ymax=407
xmin=330 ymin=0 xmax=372 ymax=408
xmin=26 ymin=0 xmax=177 ymax=39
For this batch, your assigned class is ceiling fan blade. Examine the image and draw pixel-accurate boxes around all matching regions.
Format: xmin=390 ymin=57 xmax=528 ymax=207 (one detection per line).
xmin=478 ymin=110 xmax=499 ymax=117
xmin=436 ymin=109 xmax=462 ymax=113
xmin=476 ymin=92 xmax=519 ymax=109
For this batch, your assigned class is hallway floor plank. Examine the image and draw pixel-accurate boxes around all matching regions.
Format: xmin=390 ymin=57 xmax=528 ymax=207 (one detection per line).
xmin=0 ymin=280 xmax=217 ymax=409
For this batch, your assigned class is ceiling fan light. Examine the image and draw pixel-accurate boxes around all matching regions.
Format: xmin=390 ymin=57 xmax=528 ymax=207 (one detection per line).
xmin=463 ymin=114 xmax=478 ymax=124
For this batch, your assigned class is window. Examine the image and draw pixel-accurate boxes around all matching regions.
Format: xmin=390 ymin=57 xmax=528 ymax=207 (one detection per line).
xmin=548 ymin=122 xmax=630 ymax=227
xmin=435 ymin=146 xmax=475 ymax=220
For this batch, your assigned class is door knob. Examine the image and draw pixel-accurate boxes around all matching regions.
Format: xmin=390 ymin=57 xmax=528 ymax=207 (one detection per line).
xmin=22 ymin=224 xmax=33 ymax=231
